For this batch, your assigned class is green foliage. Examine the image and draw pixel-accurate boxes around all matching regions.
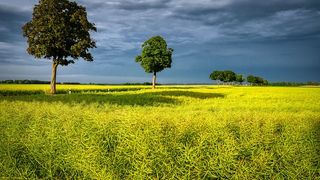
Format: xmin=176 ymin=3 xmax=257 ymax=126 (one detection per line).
xmin=247 ymin=75 xmax=255 ymax=84
xmin=135 ymin=36 xmax=173 ymax=73
xmin=0 ymin=85 xmax=319 ymax=179
xmin=223 ymin=70 xmax=236 ymax=82
xmin=247 ymin=75 xmax=268 ymax=85
xmin=209 ymin=70 xmax=236 ymax=83
xmin=236 ymin=74 xmax=244 ymax=84
xmin=22 ymin=0 xmax=96 ymax=65
xmin=209 ymin=70 xmax=223 ymax=81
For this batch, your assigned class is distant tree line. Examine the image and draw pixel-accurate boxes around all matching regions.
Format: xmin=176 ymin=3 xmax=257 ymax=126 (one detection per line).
xmin=0 ymin=80 xmax=80 ymax=84
xmin=0 ymin=80 xmax=50 ymax=84
xmin=209 ymin=71 xmax=320 ymax=86
xmin=209 ymin=70 xmax=268 ymax=85
xmin=1 ymin=79 xmax=319 ymax=86
xmin=0 ymin=80 xmax=157 ymax=85
xmin=268 ymin=82 xmax=320 ymax=86
xmin=246 ymin=75 xmax=268 ymax=86
xmin=124 ymin=82 xmax=161 ymax=85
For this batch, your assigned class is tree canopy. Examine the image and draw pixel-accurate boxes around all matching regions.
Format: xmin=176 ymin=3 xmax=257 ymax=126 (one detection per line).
xmin=22 ymin=0 xmax=96 ymax=93
xmin=135 ymin=36 xmax=173 ymax=73
xmin=210 ymin=71 xmax=269 ymax=85
xmin=247 ymin=75 xmax=268 ymax=85
xmin=236 ymin=74 xmax=245 ymax=84
xmin=209 ymin=71 xmax=223 ymax=81
xmin=22 ymin=0 xmax=96 ymax=65
xmin=135 ymin=36 xmax=173 ymax=88
xmin=209 ymin=70 xmax=236 ymax=83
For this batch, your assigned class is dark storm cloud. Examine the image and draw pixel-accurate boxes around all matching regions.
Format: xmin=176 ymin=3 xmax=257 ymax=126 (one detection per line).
xmin=0 ymin=5 xmax=30 ymax=42
xmin=79 ymin=0 xmax=171 ymax=11
xmin=0 ymin=0 xmax=319 ymax=83
xmin=171 ymin=0 xmax=320 ymax=23
xmin=116 ymin=0 xmax=171 ymax=10
xmin=0 ymin=4 xmax=43 ymax=72
xmin=170 ymin=0 xmax=320 ymax=40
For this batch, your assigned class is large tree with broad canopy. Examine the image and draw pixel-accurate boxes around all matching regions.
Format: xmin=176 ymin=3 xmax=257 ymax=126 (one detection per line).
xmin=22 ymin=0 xmax=96 ymax=94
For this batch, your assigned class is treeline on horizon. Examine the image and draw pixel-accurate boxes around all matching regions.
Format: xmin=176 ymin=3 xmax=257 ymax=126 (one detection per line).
xmin=0 ymin=79 xmax=319 ymax=86
xmin=0 ymin=80 xmax=80 ymax=85
xmin=210 ymin=70 xmax=269 ymax=85
xmin=0 ymin=80 xmax=158 ymax=86
xmin=209 ymin=70 xmax=320 ymax=86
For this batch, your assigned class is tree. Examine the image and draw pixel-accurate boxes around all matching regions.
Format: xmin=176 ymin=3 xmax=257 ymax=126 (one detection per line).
xmin=135 ymin=36 xmax=173 ymax=89
xmin=236 ymin=74 xmax=244 ymax=84
xmin=222 ymin=70 xmax=236 ymax=83
xmin=255 ymin=77 xmax=264 ymax=85
xmin=209 ymin=71 xmax=223 ymax=83
xmin=210 ymin=70 xmax=236 ymax=84
xmin=263 ymin=79 xmax=269 ymax=85
xmin=247 ymin=75 xmax=255 ymax=85
xmin=22 ymin=0 xmax=96 ymax=94
xmin=247 ymin=75 xmax=268 ymax=86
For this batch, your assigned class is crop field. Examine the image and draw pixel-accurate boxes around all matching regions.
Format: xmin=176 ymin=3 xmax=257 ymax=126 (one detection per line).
xmin=0 ymin=85 xmax=319 ymax=179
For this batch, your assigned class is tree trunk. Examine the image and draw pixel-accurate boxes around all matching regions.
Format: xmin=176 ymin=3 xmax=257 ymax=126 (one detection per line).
xmin=152 ymin=71 xmax=156 ymax=89
xmin=50 ymin=62 xmax=58 ymax=94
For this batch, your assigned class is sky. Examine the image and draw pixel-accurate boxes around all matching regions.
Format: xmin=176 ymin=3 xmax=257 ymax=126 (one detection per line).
xmin=0 ymin=0 xmax=319 ymax=83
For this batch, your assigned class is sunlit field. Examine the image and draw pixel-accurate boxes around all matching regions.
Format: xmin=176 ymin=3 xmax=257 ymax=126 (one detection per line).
xmin=0 ymin=85 xmax=319 ymax=179
xmin=0 ymin=84 xmax=149 ymax=95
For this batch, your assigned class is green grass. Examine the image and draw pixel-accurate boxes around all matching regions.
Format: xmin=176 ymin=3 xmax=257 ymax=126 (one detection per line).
xmin=0 ymin=85 xmax=319 ymax=179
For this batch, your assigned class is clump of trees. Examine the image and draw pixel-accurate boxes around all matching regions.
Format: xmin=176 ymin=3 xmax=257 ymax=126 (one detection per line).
xmin=236 ymin=74 xmax=245 ymax=84
xmin=209 ymin=70 xmax=268 ymax=85
xmin=209 ymin=70 xmax=242 ymax=84
xmin=247 ymin=75 xmax=268 ymax=86
xmin=135 ymin=36 xmax=173 ymax=89
xmin=22 ymin=0 xmax=96 ymax=94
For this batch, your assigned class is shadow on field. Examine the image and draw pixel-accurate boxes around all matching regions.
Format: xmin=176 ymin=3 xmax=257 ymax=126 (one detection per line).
xmin=0 ymin=90 xmax=225 ymax=106
xmin=158 ymin=86 xmax=232 ymax=90
xmin=144 ymin=90 xmax=225 ymax=99
xmin=158 ymin=86 xmax=213 ymax=90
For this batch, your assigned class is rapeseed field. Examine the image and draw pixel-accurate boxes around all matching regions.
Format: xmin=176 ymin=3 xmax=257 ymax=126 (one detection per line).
xmin=0 ymin=85 xmax=319 ymax=179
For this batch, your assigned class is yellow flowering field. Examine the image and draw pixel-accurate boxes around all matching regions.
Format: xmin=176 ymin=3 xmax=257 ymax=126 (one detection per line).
xmin=0 ymin=85 xmax=319 ymax=179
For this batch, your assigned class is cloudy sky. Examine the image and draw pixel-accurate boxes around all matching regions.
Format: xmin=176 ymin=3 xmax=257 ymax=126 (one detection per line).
xmin=0 ymin=0 xmax=319 ymax=83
